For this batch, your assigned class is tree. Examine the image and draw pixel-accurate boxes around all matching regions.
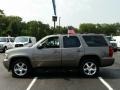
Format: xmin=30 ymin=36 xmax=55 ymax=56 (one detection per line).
xmin=79 ymin=23 xmax=118 ymax=35
xmin=6 ymin=16 xmax=22 ymax=36
xmin=79 ymin=23 xmax=97 ymax=33
xmin=0 ymin=9 xmax=4 ymax=15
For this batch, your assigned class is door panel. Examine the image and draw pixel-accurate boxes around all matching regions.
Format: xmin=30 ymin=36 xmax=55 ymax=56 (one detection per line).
xmin=61 ymin=36 xmax=84 ymax=66
xmin=34 ymin=48 xmax=61 ymax=67
xmin=33 ymin=36 xmax=61 ymax=67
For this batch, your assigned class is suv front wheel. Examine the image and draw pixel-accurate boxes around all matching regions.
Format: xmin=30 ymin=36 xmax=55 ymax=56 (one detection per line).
xmin=3 ymin=46 xmax=7 ymax=53
xmin=11 ymin=60 xmax=31 ymax=78
xmin=80 ymin=59 xmax=99 ymax=77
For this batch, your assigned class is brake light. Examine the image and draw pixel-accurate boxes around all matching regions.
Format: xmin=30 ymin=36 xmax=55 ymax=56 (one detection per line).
xmin=109 ymin=46 xmax=113 ymax=57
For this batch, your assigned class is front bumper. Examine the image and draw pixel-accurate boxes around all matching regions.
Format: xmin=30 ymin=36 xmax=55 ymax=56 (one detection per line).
xmin=100 ymin=57 xmax=115 ymax=67
xmin=0 ymin=47 xmax=4 ymax=51
xmin=3 ymin=59 xmax=9 ymax=71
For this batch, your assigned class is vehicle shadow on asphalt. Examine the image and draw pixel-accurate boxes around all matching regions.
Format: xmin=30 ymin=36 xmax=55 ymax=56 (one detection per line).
xmin=26 ymin=68 xmax=120 ymax=80
xmin=28 ymin=68 xmax=95 ymax=80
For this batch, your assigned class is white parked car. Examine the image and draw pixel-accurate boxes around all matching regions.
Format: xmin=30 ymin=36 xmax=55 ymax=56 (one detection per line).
xmin=13 ymin=36 xmax=36 ymax=48
xmin=113 ymin=36 xmax=120 ymax=50
xmin=0 ymin=37 xmax=14 ymax=52
xmin=106 ymin=36 xmax=117 ymax=52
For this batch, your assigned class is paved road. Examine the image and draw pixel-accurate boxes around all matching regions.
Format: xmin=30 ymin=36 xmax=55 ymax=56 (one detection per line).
xmin=0 ymin=52 xmax=120 ymax=90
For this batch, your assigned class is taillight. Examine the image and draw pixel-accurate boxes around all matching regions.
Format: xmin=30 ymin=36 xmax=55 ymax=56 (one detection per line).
xmin=109 ymin=46 xmax=113 ymax=57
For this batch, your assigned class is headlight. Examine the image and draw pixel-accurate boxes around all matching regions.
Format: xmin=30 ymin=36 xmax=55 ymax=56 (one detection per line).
xmin=5 ymin=53 xmax=8 ymax=59
xmin=24 ymin=43 xmax=29 ymax=46
xmin=0 ymin=44 xmax=3 ymax=47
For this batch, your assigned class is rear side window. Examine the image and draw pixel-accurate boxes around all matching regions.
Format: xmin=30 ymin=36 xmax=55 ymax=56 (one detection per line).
xmin=83 ymin=36 xmax=108 ymax=47
xmin=63 ymin=36 xmax=80 ymax=48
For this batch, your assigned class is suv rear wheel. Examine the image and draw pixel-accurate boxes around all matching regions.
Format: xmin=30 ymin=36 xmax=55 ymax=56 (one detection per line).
xmin=11 ymin=59 xmax=31 ymax=78
xmin=80 ymin=59 xmax=99 ymax=77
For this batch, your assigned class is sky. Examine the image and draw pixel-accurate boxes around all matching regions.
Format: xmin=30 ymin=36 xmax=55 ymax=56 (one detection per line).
xmin=0 ymin=0 xmax=120 ymax=28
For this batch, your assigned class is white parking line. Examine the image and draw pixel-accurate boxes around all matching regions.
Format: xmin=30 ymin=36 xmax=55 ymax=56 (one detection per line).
xmin=98 ymin=77 xmax=113 ymax=90
xmin=26 ymin=77 xmax=38 ymax=90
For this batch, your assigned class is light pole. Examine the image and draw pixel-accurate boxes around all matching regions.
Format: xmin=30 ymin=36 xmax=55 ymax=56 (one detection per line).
xmin=52 ymin=0 xmax=57 ymax=33
xmin=52 ymin=16 xmax=57 ymax=33
xmin=59 ymin=17 xmax=61 ymax=33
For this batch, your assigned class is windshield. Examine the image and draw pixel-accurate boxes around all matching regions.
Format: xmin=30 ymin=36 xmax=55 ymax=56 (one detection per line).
xmin=15 ymin=37 xmax=28 ymax=42
xmin=106 ymin=36 xmax=116 ymax=41
xmin=0 ymin=38 xmax=6 ymax=42
xmin=106 ymin=36 xmax=112 ymax=41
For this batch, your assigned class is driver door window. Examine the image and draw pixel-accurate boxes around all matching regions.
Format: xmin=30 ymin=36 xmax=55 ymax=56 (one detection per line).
xmin=42 ymin=37 xmax=60 ymax=48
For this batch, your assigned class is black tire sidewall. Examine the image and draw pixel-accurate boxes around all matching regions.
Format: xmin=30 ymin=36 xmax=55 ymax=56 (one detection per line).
xmin=80 ymin=59 xmax=99 ymax=78
xmin=3 ymin=47 xmax=7 ymax=53
xmin=11 ymin=60 xmax=31 ymax=78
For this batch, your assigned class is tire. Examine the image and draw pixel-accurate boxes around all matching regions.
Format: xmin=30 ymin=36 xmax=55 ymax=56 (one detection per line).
xmin=114 ymin=49 xmax=117 ymax=52
xmin=3 ymin=47 xmax=7 ymax=53
xmin=11 ymin=59 xmax=32 ymax=78
xmin=79 ymin=59 xmax=99 ymax=78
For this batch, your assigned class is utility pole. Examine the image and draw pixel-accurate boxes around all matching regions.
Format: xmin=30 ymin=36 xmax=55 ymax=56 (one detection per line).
xmin=52 ymin=16 xmax=57 ymax=33
xmin=52 ymin=0 xmax=57 ymax=33
xmin=59 ymin=17 xmax=61 ymax=33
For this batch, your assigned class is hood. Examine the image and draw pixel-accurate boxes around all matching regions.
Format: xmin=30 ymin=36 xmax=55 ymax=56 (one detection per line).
xmin=13 ymin=42 xmax=28 ymax=45
xmin=110 ymin=41 xmax=117 ymax=43
xmin=6 ymin=47 xmax=32 ymax=54
xmin=0 ymin=42 xmax=6 ymax=45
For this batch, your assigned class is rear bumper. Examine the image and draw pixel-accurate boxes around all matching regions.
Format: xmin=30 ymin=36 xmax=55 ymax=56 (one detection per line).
xmin=113 ymin=48 xmax=118 ymax=52
xmin=100 ymin=57 xmax=114 ymax=67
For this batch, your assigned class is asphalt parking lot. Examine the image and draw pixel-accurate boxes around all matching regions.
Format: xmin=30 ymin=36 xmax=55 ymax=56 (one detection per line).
xmin=0 ymin=52 xmax=120 ymax=90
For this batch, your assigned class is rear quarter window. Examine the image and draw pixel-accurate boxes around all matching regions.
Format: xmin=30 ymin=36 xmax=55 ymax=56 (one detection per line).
xmin=83 ymin=35 xmax=108 ymax=47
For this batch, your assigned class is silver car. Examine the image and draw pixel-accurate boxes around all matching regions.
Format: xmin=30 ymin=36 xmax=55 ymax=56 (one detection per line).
xmin=0 ymin=37 xmax=14 ymax=52
xmin=3 ymin=34 xmax=114 ymax=78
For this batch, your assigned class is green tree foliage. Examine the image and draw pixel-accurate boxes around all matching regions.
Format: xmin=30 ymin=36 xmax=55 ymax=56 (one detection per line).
xmin=79 ymin=23 xmax=119 ymax=35
xmin=0 ymin=9 xmax=120 ymax=41
xmin=26 ymin=21 xmax=51 ymax=40
xmin=6 ymin=16 xmax=22 ymax=36
xmin=79 ymin=23 xmax=97 ymax=33
xmin=0 ymin=9 xmax=4 ymax=15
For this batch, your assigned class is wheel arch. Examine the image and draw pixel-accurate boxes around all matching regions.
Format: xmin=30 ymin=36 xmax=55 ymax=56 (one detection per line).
xmin=79 ymin=55 xmax=101 ymax=66
xmin=9 ymin=56 xmax=32 ymax=70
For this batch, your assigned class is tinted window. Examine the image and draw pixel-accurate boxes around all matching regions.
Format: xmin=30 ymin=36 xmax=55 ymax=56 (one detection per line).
xmin=106 ymin=36 xmax=112 ymax=41
xmin=83 ymin=36 xmax=108 ymax=47
xmin=7 ymin=38 xmax=9 ymax=42
xmin=0 ymin=38 xmax=6 ymax=42
xmin=63 ymin=36 xmax=80 ymax=48
xmin=42 ymin=37 xmax=59 ymax=48
xmin=106 ymin=36 xmax=116 ymax=41
xmin=9 ymin=38 xmax=14 ymax=42
xmin=15 ymin=37 xmax=28 ymax=42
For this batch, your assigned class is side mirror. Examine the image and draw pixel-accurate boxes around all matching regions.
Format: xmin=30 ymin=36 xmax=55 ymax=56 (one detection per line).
xmin=37 ymin=44 xmax=43 ymax=49
xmin=29 ymin=39 xmax=32 ymax=43
xmin=7 ymin=39 xmax=9 ymax=42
